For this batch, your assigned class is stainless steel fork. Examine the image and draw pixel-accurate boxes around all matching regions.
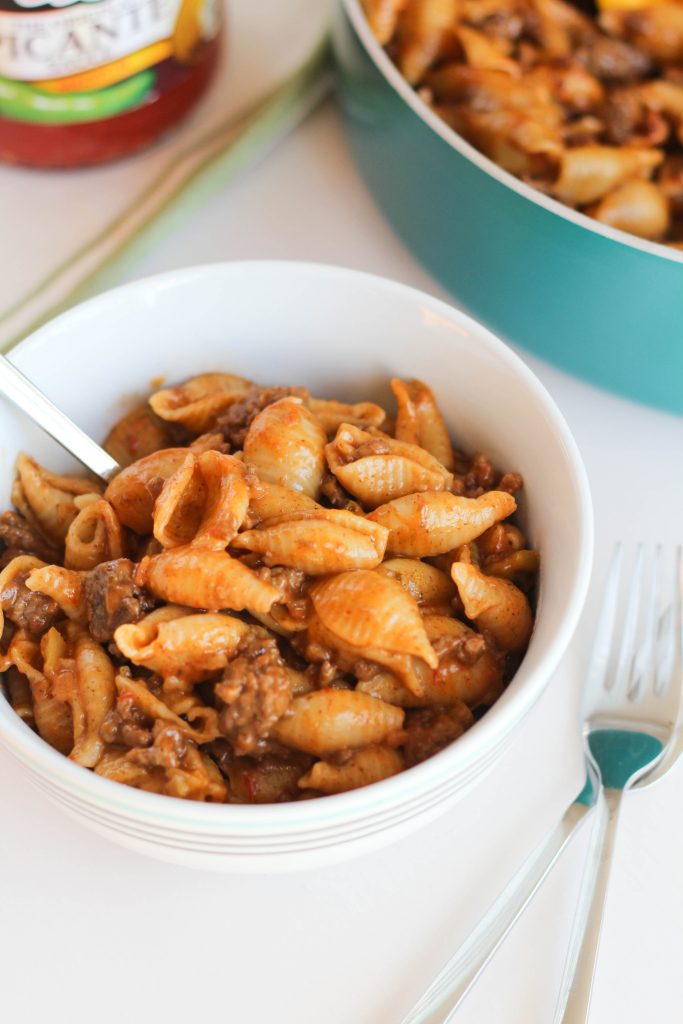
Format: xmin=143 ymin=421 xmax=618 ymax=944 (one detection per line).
xmin=400 ymin=543 xmax=683 ymax=1024
xmin=554 ymin=542 xmax=683 ymax=1022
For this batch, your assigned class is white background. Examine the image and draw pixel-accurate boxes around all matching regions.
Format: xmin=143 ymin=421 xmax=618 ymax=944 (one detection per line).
xmin=2 ymin=94 xmax=683 ymax=1024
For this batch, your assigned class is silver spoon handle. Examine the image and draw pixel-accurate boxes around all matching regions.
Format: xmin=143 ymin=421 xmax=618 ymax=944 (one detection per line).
xmin=0 ymin=354 xmax=120 ymax=482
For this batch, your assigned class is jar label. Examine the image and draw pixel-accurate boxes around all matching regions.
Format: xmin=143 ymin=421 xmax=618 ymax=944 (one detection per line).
xmin=0 ymin=0 xmax=220 ymax=124
xmin=0 ymin=0 xmax=191 ymax=81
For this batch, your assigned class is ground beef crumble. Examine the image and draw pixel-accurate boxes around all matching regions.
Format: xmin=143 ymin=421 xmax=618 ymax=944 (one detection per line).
xmin=402 ymin=707 xmax=473 ymax=767
xmin=100 ymin=691 xmax=153 ymax=748
xmin=127 ymin=723 xmax=188 ymax=769
xmin=320 ymin=473 xmax=363 ymax=513
xmin=208 ymin=739 xmax=313 ymax=803
xmin=498 ymin=472 xmax=524 ymax=495
xmin=0 ymin=567 xmax=59 ymax=638
xmin=215 ymin=634 xmax=293 ymax=755
xmin=431 ymin=631 xmax=487 ymax=665
xmin=264 ymin=565 xmax=310 ymax=621
xmin=450 ymin=452 xmax=524 ymax=498
xmin=0 ymin=510 xmax=60 ymax=568
xmin=83 ymin=558 xmax=156 ymax=643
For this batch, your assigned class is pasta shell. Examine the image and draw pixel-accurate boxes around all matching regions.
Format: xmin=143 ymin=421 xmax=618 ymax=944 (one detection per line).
xmin=6 ymin=629 xmax=73 ymax=754
xmin=113 ymin=674 xmax=220 ymax=745
xmin=68 ymin=626 xmax=116 ymax=768
xmin=244 ymin=397 xmax=327 ymax=498
xmin=308 ymin=397 xmax=386 ymax=434
xmin=451 ymin=562 xmax=533 ymax=652
xmin=232 ymin=508 xmax=388 ymax=575
xmin=528 ymin=0 xmax=592 ymax=59
xmin=552 ymin=145 xmax=663 ymax=207
xmin=362 ymin=0 xmax=408 ymax=45
xmin=396 ymin=0 xmax=460 ymax=83
xmin=64 ymin=496 xmax=124 ymax=571
xmin=250 ymin=606 xmax=309 ymax=638
xmin=484 ymin=549 xmax=540 ymax=585
xmin=424 ymin=614 xmax=503 ymax=706
xmin=149 ymin=372 xmax=252 ymax=434
xmin=377 ymin=557 xmax=456 ymax=611
xmin=452 ymin=541 xmax=480 ymax=567
xmin=391 ymin=378 xmax=455 ymax=471
xmin=94 ymin=752 xmax=165 ymax=794
xmin=4 ymin=666 xmax=34 ymax=726
xmin=311 ymin=570 xmax=437 ymax=663
xmin=477 ymin=522 xmax=526 ymax=559
xmin=309 ymin=569 xmax=437 ymax=694
xmin=326 ymin=423 xmax=453 ymax=509
xmin=96 ymin=727 xmax=226 ymax=800
xmin=152 ymin=453 xmax=206 ymax=548
xmin=114 ymin=608 xmax=252 ymax=683
xmin=273 ymin=689 xmax=405 ymax=756
xmin=356 ymin=670 xmax=425 ymax=708
xmin=454 ymin=25 xmax=519 ymax=76
xmin=189 ymin=432 xmax=229 ymax=454
xmin=26 ymin=564 xmax=87 ymax=624
xmin=589 ymin=179 xmax=670 ymax=242
xmin=298 ymin=745 xmax=403 ymax=794
xmin=286 ymin=666 xmax=314 ymax=696
xmin=638 ymin=80 xmax=683 ymax=120
xmin=358 ymin=614 xmax=502 ymax=708
xmin=105 ymin=448 xmax=191 ymax=534
xmin=171 ymin=702 xmax=222 ymax=745
xmin=103 ymin=405 xmax=174 ymax=468
xmin=153 ymin=450 xmax=248 ymax=550
xmin=133 ymin=678 xmax=219 ymax=737
xmin=137 ymin=545 xmax=278 ymax=614
xmin=245 ymin=479 xmax=320 ymax=528
xmin=15 ymin=454 xmax=96 ymax=543
xmin=368 ymin=490 xmax=516 ymax=556
xmin=193 ymin=450 xmax=249 ymax=549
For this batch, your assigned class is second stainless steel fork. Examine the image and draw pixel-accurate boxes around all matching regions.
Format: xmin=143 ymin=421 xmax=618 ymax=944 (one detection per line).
xmin=554 ymin=543 xmax=683 ymax=1023
xmin=401 ymin=543 xmax=683 ymax=1024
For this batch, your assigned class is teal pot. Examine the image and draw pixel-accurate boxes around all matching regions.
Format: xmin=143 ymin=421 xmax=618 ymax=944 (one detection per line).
xmin=332 ymin=0 xmax=683 ymax=415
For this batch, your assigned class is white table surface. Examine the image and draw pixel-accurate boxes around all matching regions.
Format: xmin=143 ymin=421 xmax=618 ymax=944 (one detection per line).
xmin=2 ymin=98 xmax=683 ymax=1024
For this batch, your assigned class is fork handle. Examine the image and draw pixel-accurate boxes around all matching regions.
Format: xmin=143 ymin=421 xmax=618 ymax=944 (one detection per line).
xmin=397 ymin=796 xmax=599 ymax=1024
xmin=554 ymin=787 xmax=623 ymax=1023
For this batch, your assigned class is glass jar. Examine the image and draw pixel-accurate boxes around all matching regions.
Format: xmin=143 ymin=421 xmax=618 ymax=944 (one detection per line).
xmin=0 ymin=0 xmax=222 ymax=168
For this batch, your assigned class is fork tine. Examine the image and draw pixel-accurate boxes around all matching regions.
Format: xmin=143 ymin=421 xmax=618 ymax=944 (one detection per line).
xmin=584 ymin=544 xmax=624 ymax=700
xmin=655 ymin=545 xmax=682 ymax=697
xmin=629 ymin=544 xmax=660 ymax=700
xmin=611 ymin=544 xmax=645 ymax=694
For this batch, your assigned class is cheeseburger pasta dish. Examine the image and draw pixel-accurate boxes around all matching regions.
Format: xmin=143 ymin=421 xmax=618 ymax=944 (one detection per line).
xmin=363 ymin=0 xmax=683 ymax=245
xmin=0 ymin=372 xmax=538 ymax=804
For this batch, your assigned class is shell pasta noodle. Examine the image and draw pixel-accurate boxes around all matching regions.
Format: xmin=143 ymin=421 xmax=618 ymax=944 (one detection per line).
xmin=0 ymin=371 xmax=539 ymax=804
xmin=362 ymin=0 xmax=683 ymax=245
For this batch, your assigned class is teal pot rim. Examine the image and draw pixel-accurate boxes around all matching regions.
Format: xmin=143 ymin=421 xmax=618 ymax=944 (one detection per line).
xmin=341 ymin=0 xmax=683 ymax=268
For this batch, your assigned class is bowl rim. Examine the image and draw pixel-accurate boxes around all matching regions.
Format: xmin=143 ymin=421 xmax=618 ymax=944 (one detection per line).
xmin=0 ymin=259 xmax=594 ymax=831
xmin=340 ymin=0 xmax=683 ymax=267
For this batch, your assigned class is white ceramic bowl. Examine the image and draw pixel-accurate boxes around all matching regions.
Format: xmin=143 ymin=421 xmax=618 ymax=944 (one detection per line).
xmin=0 ymin=262 xmax=593 ymax=871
